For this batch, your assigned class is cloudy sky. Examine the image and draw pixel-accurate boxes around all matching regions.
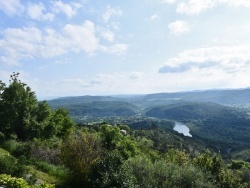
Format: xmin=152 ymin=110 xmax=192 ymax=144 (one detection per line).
xmin=1 ymin=0 xmax=250 ymax=98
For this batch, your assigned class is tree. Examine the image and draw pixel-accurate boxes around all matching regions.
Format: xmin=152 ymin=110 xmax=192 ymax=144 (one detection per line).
xmin=99 ymin=125 xmax=122 ymax=150
xmin=0 ymin=73 xmax=74 ymax=140
xmin=116 ymin=137 xmax=139 ymax=159
xmin=43 ymin=108 xmax=74 ymax=139
xmin=0 ymin=73 xmax=38 ymax=140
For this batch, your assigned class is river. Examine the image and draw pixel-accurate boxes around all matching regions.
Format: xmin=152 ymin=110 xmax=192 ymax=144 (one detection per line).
xmin=173 ymin=122 xmax=192 ymax=137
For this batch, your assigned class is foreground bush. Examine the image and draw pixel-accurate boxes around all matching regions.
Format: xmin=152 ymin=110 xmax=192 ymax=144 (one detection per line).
xmin=0 ymin=174 xmax=54 ymax=188
xmin=125 ymin=156 xmax=215 ymax=188
xmin=60 ymin=132 xmax=102 ymax=186
xmin=89 ymin=152 xmax=136 ymax=188
xmin=0 ymin=155 xmax=27 ymax=177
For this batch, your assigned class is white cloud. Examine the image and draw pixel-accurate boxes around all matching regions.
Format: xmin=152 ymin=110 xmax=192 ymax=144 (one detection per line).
xmin=0 ymin=1 xmax=83 ymax=19
xmin=40 ymin=28 xmax=68 ymax=58
xmin=0 ymin=20 xmax=127 ymax=65
xmin=0 ymin=27 xmax=43 ymax=65
xmin=175 ymin=0 xmax=250 ymax=15
xmin=168 ymin=20 xmax=190 ymax=35
xmin=159 ymin=45 xmax=250 ymax=74
xmin=0 ymin=0 xmax=24 ymax=16
xmin=52 ymin=1 xmax=83 ymax=18
xmin=100 ymin=29 xmax=115 ymax=42
xmin=150 ymin=14 xmax=160 ymax=21
xmin=176 ymin=0 xmax=215 ymax=15
xmin=225 ymin=0 xmax=250 ymax=7
xmin=103 ymin=6 xmax=123 ymax=23
xmin=100 ymin=44 xmax=128 ymax=55
xmin=63 ymin=21 xmax=99 ymax=53
xmin=129 ymin=72 xmax=144 ymax=79
xmin=27 ymin=2 xmax=54 ymax=21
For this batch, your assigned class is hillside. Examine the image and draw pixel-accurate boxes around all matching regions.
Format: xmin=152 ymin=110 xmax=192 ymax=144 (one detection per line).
xmin=47 ymin=95 xmax=122 ymax=106
xmin=145 ymin=102 xmax=243 ymax=120
xmin=48 ymin=101 xmax=139 ymax=117
xmin=145 ymin=102 xmax=250 ymax=150
xmin=47 ymin=88 xmax=250 ymax=111
xmin=142 ymin=89 xmax=250 ymax=106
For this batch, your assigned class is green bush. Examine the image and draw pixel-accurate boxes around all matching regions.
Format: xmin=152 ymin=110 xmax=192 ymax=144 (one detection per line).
xmin=1 ymin=139 xmax=21 ymax=153
xmin=126 ymin=156 xmax=216 ymax=188
xmin=193 ymin=150 xmax=247 ymax=188
xmin=31 ymin=159 xmax=69 ymax=179
xmin=89 ymin=152 xmax=136 ymax=188
xmin=0 ymin=174 xmax=55 ymax=188
xmin=60 ymin=132 xmax=102 ymax=186
xmin=0 ymin=174 xmax=29 ymax=188
xmin=11 ymin=142 xmax=32 ymax=158
xmin=29 ymin=139 xmax=60 ymax=165
xmin=0 ymin=155 xmax=27 ymax=177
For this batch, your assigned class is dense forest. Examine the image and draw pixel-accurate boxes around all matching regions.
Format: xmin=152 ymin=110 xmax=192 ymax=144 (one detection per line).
xmin=0 ymin=73 xmax=250 ymax=188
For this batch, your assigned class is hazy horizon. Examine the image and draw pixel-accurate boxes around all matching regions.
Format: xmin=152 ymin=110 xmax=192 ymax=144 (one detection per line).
xmin=38 ymin=86 xmax=250 ymax=101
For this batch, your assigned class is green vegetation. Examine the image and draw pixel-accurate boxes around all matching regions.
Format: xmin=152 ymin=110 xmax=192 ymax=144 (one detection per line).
xmin=0 ymin=73 xmax=74 ymax=141
xmin=1 ymin=73 xmax=250 ymax=187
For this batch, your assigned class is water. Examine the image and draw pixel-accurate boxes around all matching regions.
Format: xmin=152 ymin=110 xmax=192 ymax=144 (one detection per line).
xmin=173 ymin=122 xmax=192 ymax=137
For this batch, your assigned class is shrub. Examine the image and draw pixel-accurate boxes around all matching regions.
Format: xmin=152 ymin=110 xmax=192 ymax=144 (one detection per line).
xmin=0 ymin=155 xmax=27 ymax=177
xmin=126 ymin=156 xmax=216 ymax=188
xmin=11 ymin=142 xmax=32 ymax=158
xmin=1 ymin=139 xmax=20 ymax=153
xmin=116 ymin=137 xmax=139 ymax=159
xmin=0 ymin=174 xmax=29 ymax=188
xmin=31 ymin=159 xmax=69 ymax=179
xmin=193 ymin=150 xmax=247 ymax=188
xmin=89 ymin=152 xmax=136 ymax=188
xmin=0 ymin=174 xmax=55 ymax=188
xmin=60 ymin=132 xmax=102 ymax=186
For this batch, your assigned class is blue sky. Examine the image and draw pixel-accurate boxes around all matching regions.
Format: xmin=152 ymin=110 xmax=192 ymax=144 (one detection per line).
xmin=1 ymin=0 xmax=250 ymax=98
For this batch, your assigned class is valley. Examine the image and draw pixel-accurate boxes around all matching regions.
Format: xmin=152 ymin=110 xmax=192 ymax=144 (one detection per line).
xmin=47 ymin=88 xmax=250 ymax=159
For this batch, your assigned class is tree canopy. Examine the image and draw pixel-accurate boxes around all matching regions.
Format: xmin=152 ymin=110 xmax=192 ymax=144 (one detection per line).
xmin=0 ymin=73 xmax=74 ymax=141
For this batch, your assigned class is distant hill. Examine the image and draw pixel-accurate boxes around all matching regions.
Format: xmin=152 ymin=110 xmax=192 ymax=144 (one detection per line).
xmin=47 ymin=88 xmax=250 ymax=109
xmin=48 ymin=100 xmax=139 ymax=117
xmin=47 ymin=95 xmax=122 ymax=106
xmin=145 ymin=102 xmax=242 ymax=120
xmin=142 ymin=89 xmax=250 ymax=106
xmin=47 ymin=88 xmax=250 ymax=117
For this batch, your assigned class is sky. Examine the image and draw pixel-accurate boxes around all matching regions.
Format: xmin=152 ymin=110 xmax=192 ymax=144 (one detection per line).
xmin=1 ymin=0 xmax=250 ymax=98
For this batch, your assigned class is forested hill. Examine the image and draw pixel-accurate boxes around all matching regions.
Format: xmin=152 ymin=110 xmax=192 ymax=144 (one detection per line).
xmin=47 ymin=95 xmax=121 ymax=106
xmin=47 ymin=88 xmax=250 ymax=108
xmin=145 ymin=102 xmax=243 ymax=120
xmin=142 ymin=89 xmax=250 ymax=106
xmin=47 ymin=88 xmax=250 ymax=118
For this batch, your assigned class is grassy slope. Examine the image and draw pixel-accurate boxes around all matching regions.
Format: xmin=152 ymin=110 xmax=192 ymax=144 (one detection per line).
xmin=0 ymin=147 xmax=62 ymax=185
